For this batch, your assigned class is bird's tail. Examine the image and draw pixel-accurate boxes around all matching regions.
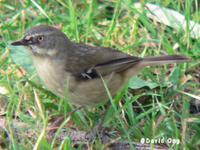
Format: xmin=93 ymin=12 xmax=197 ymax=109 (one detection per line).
xmin=139 ymin=55 xmax=190 ymax=67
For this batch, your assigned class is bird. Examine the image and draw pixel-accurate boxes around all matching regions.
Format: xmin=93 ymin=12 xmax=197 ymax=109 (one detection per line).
xmin=11 ymin=25 xmax=189 ymax=106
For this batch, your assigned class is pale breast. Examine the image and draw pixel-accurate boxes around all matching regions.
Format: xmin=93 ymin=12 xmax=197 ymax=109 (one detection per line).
xmin=32 ymin=56 xmax=70 ymax=96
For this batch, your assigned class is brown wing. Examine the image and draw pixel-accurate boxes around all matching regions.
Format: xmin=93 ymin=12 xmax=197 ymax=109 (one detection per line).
xmin=65 ymin=43 xmax=142 ymax=80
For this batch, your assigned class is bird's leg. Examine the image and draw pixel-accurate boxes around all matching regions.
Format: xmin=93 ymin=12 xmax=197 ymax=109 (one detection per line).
xmin=48 ymin=106 xmax=84 ymax=135
xmin=86 ymin=104 xmax=112 ymax=142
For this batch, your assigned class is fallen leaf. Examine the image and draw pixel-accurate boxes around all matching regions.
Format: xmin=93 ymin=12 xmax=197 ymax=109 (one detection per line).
xmin=180 ymin=75 xmax=192 ymax=85
xmin=129 ymin=76 xmax=159 ymax=89
xmin=134 ymin=3 xmax=200 ymax=38
xmin=15 ymin=67 xmax=26 ymax=77
xmin=0 ymin=86 xmax=9 ymax=95
xmin=9 ymin=45 xmax=36 ymax=74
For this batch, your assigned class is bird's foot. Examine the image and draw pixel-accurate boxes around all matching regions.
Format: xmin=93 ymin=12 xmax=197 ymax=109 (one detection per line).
xmin=48 ymin=106 xmax=84 ymax=136
xmin=86 ymin=124 xmax=111 ymax=144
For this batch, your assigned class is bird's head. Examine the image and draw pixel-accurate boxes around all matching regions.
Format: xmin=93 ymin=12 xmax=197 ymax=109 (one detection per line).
xmin=12 ymin=25 xmax=69 ymax=56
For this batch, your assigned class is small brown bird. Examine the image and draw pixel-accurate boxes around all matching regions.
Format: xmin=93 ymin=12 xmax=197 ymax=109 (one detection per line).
xmin=12 ymin=25 xmax=189 ymax=106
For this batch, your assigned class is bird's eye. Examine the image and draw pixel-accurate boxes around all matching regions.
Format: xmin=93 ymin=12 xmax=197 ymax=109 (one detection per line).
xmin=38 ymin=36 xmax=44 ymax=41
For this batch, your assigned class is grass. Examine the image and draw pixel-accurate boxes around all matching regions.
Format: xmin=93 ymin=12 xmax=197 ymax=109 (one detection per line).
xmin=0 ymin=0 xmax=200 ymax=149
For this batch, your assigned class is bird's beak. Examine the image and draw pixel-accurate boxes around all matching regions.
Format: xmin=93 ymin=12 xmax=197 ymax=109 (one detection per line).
xmin=11 ymin=39 xmax=28 ymax=46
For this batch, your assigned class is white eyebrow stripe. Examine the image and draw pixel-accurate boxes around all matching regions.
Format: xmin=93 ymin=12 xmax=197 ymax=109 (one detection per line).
xmin=25 ymin=31 xmax=53 ymax=37
xmin=24 ymin=35 xmax=32 ymax=40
